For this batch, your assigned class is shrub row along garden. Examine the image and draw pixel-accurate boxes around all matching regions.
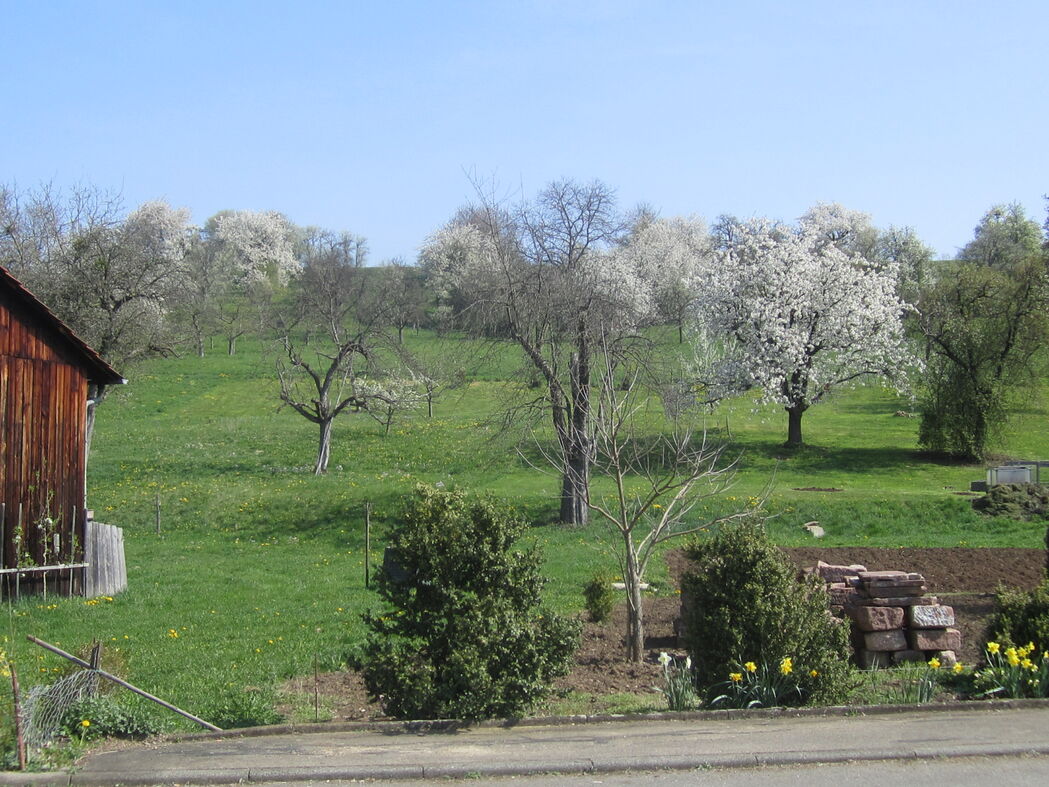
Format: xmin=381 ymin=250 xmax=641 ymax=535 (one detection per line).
xmin=356 ymin=488 xmax=1049 ymax=718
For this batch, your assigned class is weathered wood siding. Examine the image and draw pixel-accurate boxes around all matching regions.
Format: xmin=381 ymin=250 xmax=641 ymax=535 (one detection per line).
xmin=0 ymin=293 xmax=89 ymax=571
xmin=84 ymin=521 xmax=127 ymax=598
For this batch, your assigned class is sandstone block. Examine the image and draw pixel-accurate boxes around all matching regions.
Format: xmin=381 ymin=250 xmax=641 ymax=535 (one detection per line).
xmin=815 ymin=560 xmax=868 ymax=583
xmin=858 ymin=570 xmax=910 ymax=581
xmin=837 ymin=589 xmax=865 ymax=606
xmin=847 ymin=605 xmax=905 ymax=632
xmin=864 ymin=629 xmax=908 ymax=651
xmin=933 ymin=650 xmax=958 ymax=666
xmin=908 ymin=604 xmax=955 ymax=628
xmin=861 ymin=596 xmax=937 ymax=607
xmin=908 ymin=627 xmax=961 ymax=652
xmin=862 ymin=582 xmax=928 ymax=598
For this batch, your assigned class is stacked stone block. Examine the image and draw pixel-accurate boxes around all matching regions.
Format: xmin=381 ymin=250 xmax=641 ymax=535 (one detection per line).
xmin=814 ymin=562 xmax=960 ymax=669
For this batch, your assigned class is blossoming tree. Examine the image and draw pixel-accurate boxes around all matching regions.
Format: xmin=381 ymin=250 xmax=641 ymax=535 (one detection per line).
xmin=699 ymin=205 xmax=912 ymax=448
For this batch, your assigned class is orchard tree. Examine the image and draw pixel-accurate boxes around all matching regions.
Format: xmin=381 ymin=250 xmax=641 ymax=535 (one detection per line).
xmin=699 ymin=205 xmax=912 ymax=449
xmin=273 ymin=229 xmax=410 ymax=474
xmin=878 ymin=225 xmax=935 ymax=303
xmin=422 ymin=179 xmax=675 ymax=525
xmin=621 ymin=212 xmax=712 ymax=343
xmin=916 ymin=261 xmax=1046 ymax=460
xmin=373 ymin=259 xmax=429 ymax=343
xmin=213 ymin=209 xmax=299 ymax=354
xmin=915 ymin=203 xmax=1047 ymax=461
xmin=1 ymin=184 xmax=192 ymax=448
xmin=959 ymin=203 xmax=1043 ymax=271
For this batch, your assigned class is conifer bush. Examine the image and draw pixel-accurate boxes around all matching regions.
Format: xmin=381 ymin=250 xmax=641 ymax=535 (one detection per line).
xmin=360 ymin=485 xmax=578 ymax=720
xmin=583 ymin=573 xmax=616 ymax=624
xmin=679 ymin=519 xmax=851 ymax=705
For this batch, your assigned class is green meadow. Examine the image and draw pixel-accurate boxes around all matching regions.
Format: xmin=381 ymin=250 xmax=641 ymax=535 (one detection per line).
xmin=3 ymin=331 xmax=1046 ymax=729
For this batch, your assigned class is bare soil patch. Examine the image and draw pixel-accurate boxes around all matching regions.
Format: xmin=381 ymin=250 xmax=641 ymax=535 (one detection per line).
xmin=286 ymin=547 xmax=1046 ymax=722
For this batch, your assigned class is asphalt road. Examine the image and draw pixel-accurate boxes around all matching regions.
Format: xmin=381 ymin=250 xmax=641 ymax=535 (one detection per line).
xmin=56 ymin=701 xmax=1049 ymax=786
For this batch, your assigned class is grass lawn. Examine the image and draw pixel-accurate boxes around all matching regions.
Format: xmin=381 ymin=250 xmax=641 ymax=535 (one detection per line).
xmin=2 ymin=331 xmax=1046 ymax=733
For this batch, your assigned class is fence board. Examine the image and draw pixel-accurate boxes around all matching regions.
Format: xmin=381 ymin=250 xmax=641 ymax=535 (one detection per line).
xmin=84 ymin=522 xmax=126 ymax=598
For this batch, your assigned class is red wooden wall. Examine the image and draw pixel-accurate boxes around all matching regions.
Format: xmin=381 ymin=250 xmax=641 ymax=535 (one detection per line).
xmin=0 ymin=292 xmax=91 ymax=571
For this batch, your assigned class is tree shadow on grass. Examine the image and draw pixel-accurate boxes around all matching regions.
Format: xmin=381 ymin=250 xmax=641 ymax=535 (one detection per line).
xmin=733 ymin=439 xmax=980 ymax=477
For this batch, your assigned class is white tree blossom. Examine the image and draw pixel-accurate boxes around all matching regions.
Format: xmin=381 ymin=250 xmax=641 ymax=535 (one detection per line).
xmin=617 ymin=215 xmax=712 ymax=340
xmin=698 ymin=206 xmax=914 ymax=448
xmin=214 ymin=210 xmax=298 ymax=285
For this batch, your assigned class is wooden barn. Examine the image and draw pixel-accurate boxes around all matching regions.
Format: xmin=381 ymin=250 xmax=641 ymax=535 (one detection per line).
xmin=0 ymin=265 xmax=124 ymax=597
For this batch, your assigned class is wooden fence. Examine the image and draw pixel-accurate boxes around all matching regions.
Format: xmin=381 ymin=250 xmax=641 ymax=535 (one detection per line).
xmin=84 ymin=521 xmax=127 ymax=598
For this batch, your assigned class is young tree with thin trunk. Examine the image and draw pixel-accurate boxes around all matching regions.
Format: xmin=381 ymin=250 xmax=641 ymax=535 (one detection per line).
xmin=562 ymin=350 xmax=753 ymax=662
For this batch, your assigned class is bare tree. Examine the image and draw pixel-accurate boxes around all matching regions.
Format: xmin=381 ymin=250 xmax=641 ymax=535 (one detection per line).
xmin=423 ymin=179 xmax=646 ymax=525
xmin=273 ymin=230 xmax=408 ymax=474
xmin=559 ymin=350 xmax=754 ymax=661
xmin=373 ymin=259 xmax=429 ymax=344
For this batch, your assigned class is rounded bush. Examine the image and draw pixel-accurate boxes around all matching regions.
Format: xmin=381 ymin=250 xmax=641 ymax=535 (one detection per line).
xmin=679 ymin=519 xmax=852 ymax=705
xmin=359 ymin=485 xmax=579 ymax=720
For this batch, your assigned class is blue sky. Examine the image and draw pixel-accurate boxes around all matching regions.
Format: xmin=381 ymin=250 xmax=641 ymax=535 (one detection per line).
xmin=3 ymin=1 xmax=1046 ymax=262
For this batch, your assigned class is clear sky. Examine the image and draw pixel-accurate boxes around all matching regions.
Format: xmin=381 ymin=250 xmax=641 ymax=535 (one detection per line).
xmin=3 ymin=1 xmax=1046 ymax=263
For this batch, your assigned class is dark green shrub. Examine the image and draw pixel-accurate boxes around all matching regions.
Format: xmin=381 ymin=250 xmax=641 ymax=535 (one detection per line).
xmin=359 ymin=485 xmax=579 ymax=720
xmin=987 ymin=579 xmax=1049 ymax=651
xmin=60 ymin=696 xmax=162 ymax=740
xmin=583 ymin=574 xmax=615 ymax=624
xmin=680 ymin=519 xmax=851 ymax=705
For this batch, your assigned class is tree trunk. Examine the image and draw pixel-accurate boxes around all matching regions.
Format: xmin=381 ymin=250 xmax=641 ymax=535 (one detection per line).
xmin=785 ymin=402 xmax=807 ymax=449
xmin=314 ymin=419 xmax=333 ymax=475
xmin=227 ymin=335 xmax=237 ymax=356
xmin=559 ymin=446 xmax=590 ymax=526
xmin=397 ymin=325 xmax=404 ymax=345
xmin=559 ymin=344 xmax=592 ymax=526
xmin=624 ymin=543 xmax=645 ymax=662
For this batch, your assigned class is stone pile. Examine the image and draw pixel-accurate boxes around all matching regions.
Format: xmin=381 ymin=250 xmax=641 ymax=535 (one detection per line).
xmin=813 ymin=561 xmax=960 ymax=669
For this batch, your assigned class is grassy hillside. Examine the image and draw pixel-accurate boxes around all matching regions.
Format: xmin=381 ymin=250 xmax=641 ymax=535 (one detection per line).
xmin=3 ymin=331 xmax=1046 ymax=730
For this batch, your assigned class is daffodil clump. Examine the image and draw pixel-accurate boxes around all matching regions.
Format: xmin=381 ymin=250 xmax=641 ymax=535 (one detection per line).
xmin=657 ymin=652 xmax=699 ymax=711
xmin=974 ymin=641 xmax=1049 ymax=699
xmin=710 ymin=656 xmax=808 ymax=709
